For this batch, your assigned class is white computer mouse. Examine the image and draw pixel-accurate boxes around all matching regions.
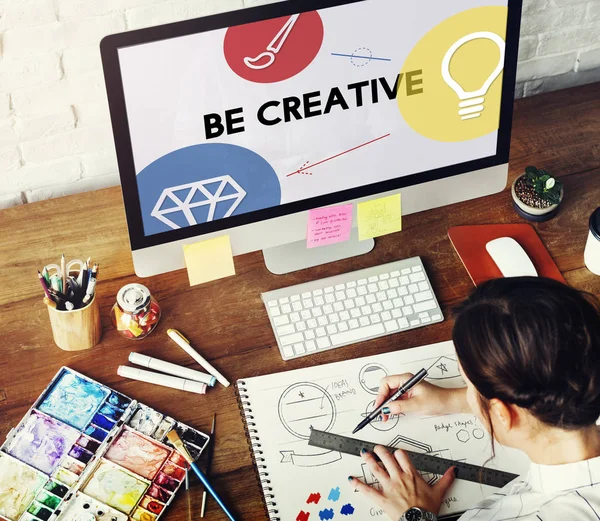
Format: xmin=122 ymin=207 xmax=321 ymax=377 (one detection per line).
xmin=485 ymin=237 xmax=538 ymax=277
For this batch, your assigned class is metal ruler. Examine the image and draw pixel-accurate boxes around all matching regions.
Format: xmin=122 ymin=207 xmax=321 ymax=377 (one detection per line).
xmin=308 ymin=429 xmax=518 ymax=488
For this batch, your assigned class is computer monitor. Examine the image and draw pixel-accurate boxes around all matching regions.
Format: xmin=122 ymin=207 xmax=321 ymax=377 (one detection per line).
xmin=101 ymin=0 xmax=522 ymax=277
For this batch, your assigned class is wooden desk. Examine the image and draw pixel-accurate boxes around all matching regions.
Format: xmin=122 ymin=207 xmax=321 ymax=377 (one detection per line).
xmin=1 ymin=83 xmax=599 ymax=521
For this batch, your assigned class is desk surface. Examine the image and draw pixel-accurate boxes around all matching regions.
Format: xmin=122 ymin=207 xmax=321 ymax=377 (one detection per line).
xmin=1 ymin=83 xmax=599 ymax=521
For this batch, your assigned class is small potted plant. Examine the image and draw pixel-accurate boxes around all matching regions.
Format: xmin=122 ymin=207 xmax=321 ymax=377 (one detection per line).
xmin=511 ymin=166 xmax=564 ymax=222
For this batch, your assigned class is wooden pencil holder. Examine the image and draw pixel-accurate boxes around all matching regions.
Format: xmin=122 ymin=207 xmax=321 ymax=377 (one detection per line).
xmin=47 ymin=295 xmax=102 ymax=351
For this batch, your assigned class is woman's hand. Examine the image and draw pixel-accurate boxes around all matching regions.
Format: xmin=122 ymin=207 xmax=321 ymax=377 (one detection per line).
xmin=349 ymin=446 xmax=456 ymax=519
xmin=375 ymin=373 xmax=469 ymax=420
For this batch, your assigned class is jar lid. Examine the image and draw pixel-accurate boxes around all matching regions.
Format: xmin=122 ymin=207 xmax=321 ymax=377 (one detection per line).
xmin=590 ymin=207 xmax=600 ymax=241
xmin=117 ymin=283 xmax=151 ymax=314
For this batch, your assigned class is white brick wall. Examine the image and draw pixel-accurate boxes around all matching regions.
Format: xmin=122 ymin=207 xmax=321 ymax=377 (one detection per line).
xmin=0 ymin=0 xmax=599 ymax=210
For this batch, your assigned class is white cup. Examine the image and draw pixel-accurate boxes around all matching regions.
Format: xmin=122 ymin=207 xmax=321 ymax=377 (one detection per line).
xmin=584 ymin=207 xmax=600 ymax=275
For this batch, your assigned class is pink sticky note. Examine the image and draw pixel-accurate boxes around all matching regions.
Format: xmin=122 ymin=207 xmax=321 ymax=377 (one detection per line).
xmin=307 ymin=204 xmax=353 ymax=248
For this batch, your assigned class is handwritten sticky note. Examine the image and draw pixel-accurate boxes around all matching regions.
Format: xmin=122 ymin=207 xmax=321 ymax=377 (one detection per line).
xmin=357 ymin=193 xmax=402 ymax=241
xmin=307 ymin=204 xmax=353 ymax=248
xmin=183 ymin=235 xmax=235 ymax=286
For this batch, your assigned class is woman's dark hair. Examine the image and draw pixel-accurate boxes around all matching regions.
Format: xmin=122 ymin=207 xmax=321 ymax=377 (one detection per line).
xmin=453 ymin=277 xmax=600 ymax=432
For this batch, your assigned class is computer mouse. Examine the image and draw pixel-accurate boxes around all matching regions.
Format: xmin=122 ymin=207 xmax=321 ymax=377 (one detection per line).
xmin=485 ymin=237 xmax=538 ymax=277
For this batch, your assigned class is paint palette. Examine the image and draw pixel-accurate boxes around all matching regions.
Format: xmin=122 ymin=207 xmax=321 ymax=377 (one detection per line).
xmin=0 ymin=368 xmax=210 ymax=521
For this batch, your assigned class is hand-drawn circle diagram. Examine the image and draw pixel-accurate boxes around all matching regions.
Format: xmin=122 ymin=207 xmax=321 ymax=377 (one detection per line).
xmin=473 ymin=428 xmax=485 ymax=439
xmin=359 ymin=363 xmax=389 ymax=395
xmin=364 ymin=400 xmax=400 ymax=431
xmin=278 ymin=382 xmax=336 ymax=440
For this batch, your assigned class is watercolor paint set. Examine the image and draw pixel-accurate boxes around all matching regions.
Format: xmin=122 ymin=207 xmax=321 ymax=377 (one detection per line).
xmin=0 ymin=368 xmax=209 ymax=521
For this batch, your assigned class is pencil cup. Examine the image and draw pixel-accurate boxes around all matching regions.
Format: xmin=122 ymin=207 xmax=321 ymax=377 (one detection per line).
xmin=47 ymin=295 xmax=102 ymax=351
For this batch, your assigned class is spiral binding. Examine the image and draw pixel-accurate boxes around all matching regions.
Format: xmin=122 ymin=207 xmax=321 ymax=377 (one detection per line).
xmin=236 ymin=380 xmax=280 ymax=521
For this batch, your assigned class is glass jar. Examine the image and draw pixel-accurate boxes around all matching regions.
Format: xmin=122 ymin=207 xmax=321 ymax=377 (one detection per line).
xmin=111 ymin=283 xmax=161 ymax=339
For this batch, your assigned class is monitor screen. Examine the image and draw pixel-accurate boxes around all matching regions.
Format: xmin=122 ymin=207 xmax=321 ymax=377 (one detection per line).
xmin=103 ymin=0 xmax=517 ymax=248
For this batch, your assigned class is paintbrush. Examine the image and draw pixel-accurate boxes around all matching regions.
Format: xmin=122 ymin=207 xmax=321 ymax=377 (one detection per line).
xmin=166 ymin=430 xmax=237 ymax=521
xmin=201 ymin=413 xmax=217 ymax=517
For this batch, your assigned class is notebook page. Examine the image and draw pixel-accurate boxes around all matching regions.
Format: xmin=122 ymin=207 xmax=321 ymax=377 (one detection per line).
xmin=238 ymin=341 xmax=530 ymax=520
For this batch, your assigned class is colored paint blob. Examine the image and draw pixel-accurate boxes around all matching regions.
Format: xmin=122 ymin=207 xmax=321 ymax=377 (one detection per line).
xmin=69 ymin=445 xmax=93 ymax=464
xmin=152 ymin=418 xmax=175 ymax=441
xmin=318 ymin=508 xmax=335 ymax=521
xmin=154 ymin=473 xmax=178 ymax=492
xmin=43 ymin=481 xmax=68 ymax=498
xmin=146 ymin=485 xmax=171 ymax=503
xmin=38 ymin=371 xmax=109 ymax=430
xmin=132 ymin=506 xmax=156 ymax=521
xmin=307 ymin=493 xmax=321 ymax=504
xmin=140 ymin=496 xmax=164 ymax=514
xmin=91 ymin=413 xmax=116 ymax=431
xmin=27 ymin=502 xmax=52 ymax=521
xmin=99 ymin=403 xmax=124 ymax=421
xmin=76 ymin=436 xmax=100 ymax=453
xmin=84 ymin=425 xmax=109 ymax=442
xmin=61 ymin=457 xmax=86 ymax=476
xmin=82 ymin=461 xmax=149 ymax=514
xmin=160 ymin=461 xmax=185 ymax=481
xmin=54 ymin=468 xmax=78 ymax=487
xmin=5 ymin=411 xmax=80 ymax=475
xmin=108 ymin=392 xmax=131 ymax=410
xmin=167 ymin=452 xmax=188 ymax=469
xmin=340 ymin=504 xmax=355 ymax=516
xmin=35 ymin=491 xmax=61 ymax=510
xmin=105 ymin=430 xmax=170 ymax=480
xmin=297 ymin=511 xmax=310 ymax=521
xmin=328 ymin=487 xmax=341 ymax=502
xmin=129 ymin=407 xmax=163 ymax=436
xmin=0 ymin=454 xmax=46 ymax=521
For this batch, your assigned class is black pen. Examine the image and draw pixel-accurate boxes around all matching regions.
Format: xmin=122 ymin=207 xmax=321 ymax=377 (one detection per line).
xmin=352 ymin=368 xmax=428 ymax=434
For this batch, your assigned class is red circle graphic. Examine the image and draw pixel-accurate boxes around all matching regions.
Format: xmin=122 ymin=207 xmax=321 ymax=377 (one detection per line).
xmin=223 ymin=11 xmax=324 ymax=84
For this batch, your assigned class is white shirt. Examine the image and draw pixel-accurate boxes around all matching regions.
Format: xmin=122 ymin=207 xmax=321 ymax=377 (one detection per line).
xmin=459 ymin=456 xmax=600 ymax=521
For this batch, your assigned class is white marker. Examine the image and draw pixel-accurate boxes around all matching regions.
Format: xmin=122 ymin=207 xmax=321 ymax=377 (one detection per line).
xmin=117 ymin=366 xmax=207 ymax=395
xmin=167 ymin=329 xmax=231 ymax=388
xmin=129 ymin=352 xmax=216 ymax=387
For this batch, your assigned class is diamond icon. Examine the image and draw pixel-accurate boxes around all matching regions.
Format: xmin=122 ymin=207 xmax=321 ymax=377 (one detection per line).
xmin=151 ymin=175 xmax=247 ymax=229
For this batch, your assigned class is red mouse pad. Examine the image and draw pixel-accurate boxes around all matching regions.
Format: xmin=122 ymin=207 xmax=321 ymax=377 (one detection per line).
xmin=448 ymin=224 xmax=565 ymax=286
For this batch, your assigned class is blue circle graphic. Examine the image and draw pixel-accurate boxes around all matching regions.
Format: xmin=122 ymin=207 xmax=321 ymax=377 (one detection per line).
xmin=137 ymin=143 xmax=281 ymax=236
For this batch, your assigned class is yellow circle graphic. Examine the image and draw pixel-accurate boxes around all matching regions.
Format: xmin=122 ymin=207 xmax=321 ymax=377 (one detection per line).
xmin=398 ymin=6 xmax=508 ymax=142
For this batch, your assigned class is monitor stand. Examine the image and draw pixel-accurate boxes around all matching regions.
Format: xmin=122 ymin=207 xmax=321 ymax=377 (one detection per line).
xmin=263 ymin=228 xmax=375 ymax=275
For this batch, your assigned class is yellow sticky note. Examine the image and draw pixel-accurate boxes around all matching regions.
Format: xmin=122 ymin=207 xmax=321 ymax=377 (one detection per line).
xmin=357 ymin=193 xmax=402 ymax=241
xmin=183 ymin=235 xmax=235 ymax=286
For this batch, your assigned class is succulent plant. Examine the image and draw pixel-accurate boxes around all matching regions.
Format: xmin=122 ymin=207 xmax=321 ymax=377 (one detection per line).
xmin=524 ymin=166 xmax=563 ymax=205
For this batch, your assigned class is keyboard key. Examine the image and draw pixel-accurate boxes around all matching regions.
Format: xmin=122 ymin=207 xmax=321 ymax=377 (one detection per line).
xmin=408 ymin=284 xmax=419 ymax=294
xmin=359 ymin=316 xmax=370 ymax=327
xmin=323 ymin=304 xmax=334 ymax=314
xmin=333 ymin=302 xmax=344 ymax=312
xmin=314 ymin=296 xmax=325 ymax=306
xmin=409 ymin=272 xmax=426 ymax=283
xmin=292 ymin=302 xmax=302 ymax=312
xmin=432 ymin=313 xmax=442 ymax=321
xmin=330 ymin=313 xmax=340 ymax=323
xmin=418 ymin=281 xmax=429 ymax=291
xmin=303 ymin=299 xmax=313 ymax=309
xmin=270 ymin=307 xmax=281 ymax=317
xmin=346 ymin=281 xmax=357 ymax=288
xmin=278 ymin=297 xmax=290 ymax=305
xmin=268 ymin=300 xmax=278 ymax=307
xmin=379 ymin=273 xmax=390 ymax=280
xmin=415 ymin=291 xmax=433 ymax=302
xmin=399 ymin=276 xmax=410 ymax=285
xmin=317 ymin=337 xmax=331 ymax=349
xmin=301 ymin=292 xmax=311 ymax=299
xmin=392 ymin=298 xmax=403 ymax=308
xmin=370 ymin=314 xmax=382 ymax=324
xmin=349 ymin=318 xmax=359 ymax=329
xmin=412 ymin=265 xmax=423 ymax=272
xmin=277 ymin=324 xmax=296 ymax=336
xmin=402 ymin=305 xmax=414 ymax=315
xmin=340 ymin=311 xmax=350 ymax=321
xmin=357 ymin=278 xmax=368 ymax=285
xmin=306 ymin=340 xmax=317 ymax=352
xmin=318 ymin=316 xmax=328 ymax=326
xmin=357 ymin=286 xmax=368 ymax=296
xmin=387 ymin=288 xmax=398 ymax=299
xmin=313 ymin=289 xmax=323 ymax=296
xmin=324 ymin=286 xmax=334 ymax=294
xmin=384 ymin=320 xmax=399 ymax=332
xmin=392 ymin=309 xmax=403 ymax=319
xmin=325 ymin=294 xmax=335 ymax=304
xmin=421 ymin=316 xmax=431 ymax=323
xmin=316 ymin=327 xmax=327 ymax=337
xmin=273 ymin=315 xmax=290 ymax=326
xmin=327 ymin=324 xmax=338 ymax=335
xmin=305 ymin=329 xmax=316 ymax=340
xmin=378 ymin=281 xmax=390 ymax=291
xmin=293 ymin=343 xmax=306 ymax=355
xmin=282 ymin=345 xmax=294 ymax=358
xmin=335 ymin=284 xmax=345 ymax=291
xmin=281 ymin=304 xmax=292 ymax=314
xmin=301 ymin=310 xmax=311 ymax=320
xmin=335 ymin=291 xmax=346 ymax=301
xmin=383 ymin=301 xmax=393 ymax=311
xmin=347 ymin=288 xmax=357 ymax=298
xmin=372 ymin=303 xmax=383 ymax=313
xmin=356 ymin=296 xmax=366 ymax=307
xmin=389 ymin=278 xmax=400 ymax=288
xmin=398 ymin=286 xmax=409 ymax=296
xmin=297 ymin=321 xmax=307 ymax=331
xmin=280 ymin=332 xmax=303 ymax=346
xmin=368 ymin=276 xmax=378 ymax=283
xmin=382 ymin=311 xmax=392 ymax=321
xmin=376 ymin=291 xmax=387 ymax=302
xmin=367 ymin=283 xmax=378 ymax=293
xmin=418 ymin=312 xmax=429 ymax=319
xmin=391 ymin=270 xmax=400 ymax=277
xmin=366 ymin=294 xmax=377 ymax=304
xmin=401 ymin=268 xmax=411 ymax=275
xmin=413 ymin=300 xmax=437 ymax=313
xmin=330 ymin=324 xmax=385 ymax=346
xmin=410 ymin=319 xmax=420 ymax=327
xmin=350 ymin=308 xmax=361 ymax=318
xmin=312 ymin=307 xmax=323 ymax=317
xmin=404 ymin=295 xmax=415 ymax=305
xmin=344 ymin=300 xmax=355 ymax=310
xmin=291 ymin=295 xmax=301 ymax=302
xmin=399 ymin=317 xmax=409 ymax=328
xmin=338 ymin=321 xmax=349 ymax=332
xmin=361 ymin=305 xmax=372 ymax=315
xmin=290 ymin=312 xmax=301 ymax=322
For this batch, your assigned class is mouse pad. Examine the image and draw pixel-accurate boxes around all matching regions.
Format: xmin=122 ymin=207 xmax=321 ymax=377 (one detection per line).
xmin=448 ymin=224 xmax=566 ymax=286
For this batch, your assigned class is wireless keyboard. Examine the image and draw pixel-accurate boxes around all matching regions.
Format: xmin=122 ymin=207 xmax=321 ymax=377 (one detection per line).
xmin=262 ymin=257 xmax=444 ymax=360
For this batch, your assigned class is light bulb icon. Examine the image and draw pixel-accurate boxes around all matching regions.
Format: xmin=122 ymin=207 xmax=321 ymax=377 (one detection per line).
xmin=441 ymin=31 xmax=505 ymax=120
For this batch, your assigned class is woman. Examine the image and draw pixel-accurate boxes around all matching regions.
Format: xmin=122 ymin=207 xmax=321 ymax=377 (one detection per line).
xmin=349 ymin=277 xmax=600 ymax=521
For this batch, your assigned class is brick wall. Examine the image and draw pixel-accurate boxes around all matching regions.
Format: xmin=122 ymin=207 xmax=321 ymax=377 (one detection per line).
xmin=1 ymin=0 xmax=599 ymax=209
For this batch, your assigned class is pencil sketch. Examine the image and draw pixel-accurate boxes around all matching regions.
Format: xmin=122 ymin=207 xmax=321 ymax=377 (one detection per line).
xmin=358 ymin=363 xmax=389 ymax=395
xmin=425 ymin=356 xmax=462 ymax=381
xmin=361 ymin=400 xmax=404 ymax=432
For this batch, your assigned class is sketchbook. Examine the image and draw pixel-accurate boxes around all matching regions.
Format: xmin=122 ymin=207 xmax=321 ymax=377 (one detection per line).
xmin=236 ymin=341 xmax=531 ymax=521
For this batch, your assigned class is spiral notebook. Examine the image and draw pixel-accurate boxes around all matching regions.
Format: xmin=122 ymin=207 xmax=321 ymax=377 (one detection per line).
xmin=237 ymin=341 xmax=530 ymax=521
